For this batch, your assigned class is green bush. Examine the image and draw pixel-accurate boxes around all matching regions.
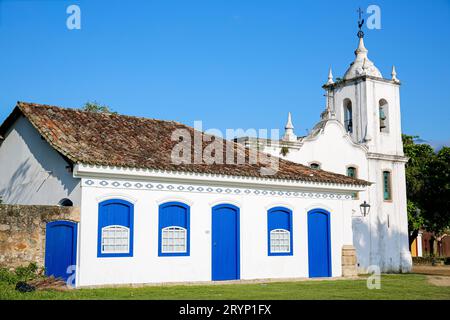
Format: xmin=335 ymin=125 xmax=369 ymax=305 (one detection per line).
xmin=15 ymin=263 xmax=40 ymax=281
xmin=0 ymin=267 xmax=19 ymax=284
xmin=413 ymin=256 xmax=450 ymax=265
xmin=0 ymin=263 xmax=43 ymax=285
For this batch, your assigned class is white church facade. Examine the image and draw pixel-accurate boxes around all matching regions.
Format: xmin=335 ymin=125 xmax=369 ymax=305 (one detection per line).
xmin=0 ymin=31 xmax=411 ymax=287
xmin=237 ymin=33 xmax=411 ymax=274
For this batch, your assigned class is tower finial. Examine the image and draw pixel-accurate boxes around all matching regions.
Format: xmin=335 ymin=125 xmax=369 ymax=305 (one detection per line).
xmin=285 ymin=112 xmax=294 ymax=129
xmin=327 ymin=67 xmax=334 ymax=85
xmin=391 ymin=65 xmax=400 ymax=83
xmin=357 ymin=7 xmax=365 ymax=38
xmin=282 ymin=112 xmax=297 ymax=142
xmin=343 ymin=8 xmax=382 ymax=80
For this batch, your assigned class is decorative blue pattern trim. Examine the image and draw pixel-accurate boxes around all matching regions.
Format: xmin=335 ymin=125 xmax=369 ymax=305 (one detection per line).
xmin=82 ymin=179 xmax=353 ymax=200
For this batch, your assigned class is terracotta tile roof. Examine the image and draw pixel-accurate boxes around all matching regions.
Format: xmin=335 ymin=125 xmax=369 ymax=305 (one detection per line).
xmin=1 ymin=102 xmax=369 ymax=186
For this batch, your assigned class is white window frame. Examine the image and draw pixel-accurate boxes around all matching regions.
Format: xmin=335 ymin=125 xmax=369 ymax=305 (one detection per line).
xmin=101 ymin=225 xmax=130 ymax=254
xmin=270 ymin=228 xmax=291 ymax=253
xmin=161 ymin=226 xmax=187 ymax=253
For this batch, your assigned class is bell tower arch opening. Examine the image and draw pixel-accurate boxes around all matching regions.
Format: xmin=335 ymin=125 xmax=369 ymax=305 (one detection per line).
xmin=379 ymin=99 xmax=389 ymax=133
xmin=343 ymin=99 xmax=353 ymax=134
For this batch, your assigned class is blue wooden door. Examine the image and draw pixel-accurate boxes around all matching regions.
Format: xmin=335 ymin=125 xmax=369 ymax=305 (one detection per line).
xmin=308 ymin=209 xmax=331 ymax=277
xmin=45 ymin=221 xmax=78 ymax=282
xmin=212 ymin=204 xmax=240 ymax=281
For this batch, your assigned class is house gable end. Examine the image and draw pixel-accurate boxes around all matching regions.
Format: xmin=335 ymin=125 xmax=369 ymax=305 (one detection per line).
xmin=0 ymin=114 xmax=80 ymax=205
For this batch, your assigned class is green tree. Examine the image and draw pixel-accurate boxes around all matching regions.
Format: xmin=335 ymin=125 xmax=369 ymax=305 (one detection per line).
xmin=403 ymin=134 xmax=450 ymax=244
xmin=403 ymin=134 xmax=433 ymax=245
xmin=82 ymin=101 xmax=117 ymax=114
xmin=422 ymin=146 xmax=450 ymax=234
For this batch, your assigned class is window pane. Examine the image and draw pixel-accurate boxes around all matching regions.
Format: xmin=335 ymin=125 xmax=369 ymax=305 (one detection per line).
xmin=347 ymin=167 xmax=356 ymax=178
xmin=344 ymin=101 xmax=353 ymax=133
xmin=346 ymin=167 xmax=358 ymax=199
xmin=270 ymin=229 xmax=290 ymax=253
xmin=310 ymin=163 xmax=320 ymax=170
xmin=101 ymin=225 xmax=129 ymax=253
xmin=383 ymin=171 xmax=391 ymax=200
xmin=161 ymin=226 xmax=187 ymax=253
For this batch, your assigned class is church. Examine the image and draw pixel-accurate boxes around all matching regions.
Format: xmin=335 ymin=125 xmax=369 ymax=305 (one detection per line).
xmin=0 ymin=28 xmax=411 ymax=287
xmin=237 ymin=31 xmax=411 ymax=275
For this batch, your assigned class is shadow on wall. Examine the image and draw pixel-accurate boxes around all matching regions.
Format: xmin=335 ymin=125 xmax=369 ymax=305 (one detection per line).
xmin=1 ymin=158 xmax=34 ymax=204
xmin=0 ymin=121 xmax=79 ymax=204
xmin=352 ymin=211 xmax=410 ymax=273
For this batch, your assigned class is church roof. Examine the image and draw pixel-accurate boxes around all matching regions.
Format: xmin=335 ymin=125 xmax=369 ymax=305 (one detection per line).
xmin=0 ymin=102 xmax=369 ymax=186
xmin=343 ymin=37 xmax=382 ymax=80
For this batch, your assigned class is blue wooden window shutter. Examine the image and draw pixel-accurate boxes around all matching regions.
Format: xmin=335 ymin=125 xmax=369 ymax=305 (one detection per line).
xmin=158 ymin=202 xmax=190 ymax=256
xmin=97 ymin=199 xmax=134 ymax=258
xmin=267 ymin=207 xmax=293 ymax=256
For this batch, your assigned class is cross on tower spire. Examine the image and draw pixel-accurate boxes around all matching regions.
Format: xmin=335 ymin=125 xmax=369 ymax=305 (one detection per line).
xmin=357 ymin=7 xmax=365 ymax=38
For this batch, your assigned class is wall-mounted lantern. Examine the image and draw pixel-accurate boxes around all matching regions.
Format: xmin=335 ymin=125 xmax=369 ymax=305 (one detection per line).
xmin=360 ymin=201 xmax=371 ymax=217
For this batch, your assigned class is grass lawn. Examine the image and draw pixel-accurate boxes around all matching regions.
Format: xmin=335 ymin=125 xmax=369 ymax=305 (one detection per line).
xmin=1 ymin=274 xmax=450 ymax=300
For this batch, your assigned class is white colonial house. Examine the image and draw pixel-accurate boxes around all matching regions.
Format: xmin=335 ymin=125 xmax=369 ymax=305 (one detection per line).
xmin=0 ymin=31 xmax=411 ymax=287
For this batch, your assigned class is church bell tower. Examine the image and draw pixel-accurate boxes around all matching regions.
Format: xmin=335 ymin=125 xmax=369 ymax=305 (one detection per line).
xmin=322 ymin=11 xmax=411 ymax=272
xmin=323 ymin=16 xmax=404 ymax=158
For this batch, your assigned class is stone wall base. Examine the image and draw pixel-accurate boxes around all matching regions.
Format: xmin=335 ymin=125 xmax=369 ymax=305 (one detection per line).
xmin=0 ymin=204 xmax=80 ymax=268
xmin=342 ymin=245 xmax=358 ymax=277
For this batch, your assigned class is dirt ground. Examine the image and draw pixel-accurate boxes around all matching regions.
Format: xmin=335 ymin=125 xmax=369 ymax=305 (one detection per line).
xmin=413 ymin=265 xmax=450 ymax=276
xmin=412 ymin=265 xmax=450 ymax=287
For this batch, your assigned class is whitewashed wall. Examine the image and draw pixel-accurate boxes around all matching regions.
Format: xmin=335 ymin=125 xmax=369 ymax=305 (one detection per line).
xmin=242 ymin=80 xmax=412 ymax=273
xmin=326 ymin=78 xmax=410 ymax=273
xmin=0 ymin=116 xmax=81 ymax=205
xmin=76 ymin=176 xmax=356 ymax=287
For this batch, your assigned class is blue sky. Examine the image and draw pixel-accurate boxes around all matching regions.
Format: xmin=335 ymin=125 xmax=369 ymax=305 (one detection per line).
xmin=0 ymin=0 xmax=449 ymax=147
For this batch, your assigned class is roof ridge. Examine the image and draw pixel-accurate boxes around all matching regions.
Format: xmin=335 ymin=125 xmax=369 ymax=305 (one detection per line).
xmin=17 ymin=101 xmax=182 ymax=126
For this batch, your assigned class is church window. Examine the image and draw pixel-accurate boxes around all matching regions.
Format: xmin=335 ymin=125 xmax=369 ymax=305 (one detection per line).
xmin=343 ymin=99 xmax=353 ymax=133
xmin=346 ymin=166 xmax=359 ymax=199
xmin=310 ymin=162 xmax=320 ymax=170
xmin=383 ymin=171 xmax=392 ymax=201
xmin=379 ymin=99 xmax=389 ymax=133
xmin=347 ymin=166 xmax=357 ymax=178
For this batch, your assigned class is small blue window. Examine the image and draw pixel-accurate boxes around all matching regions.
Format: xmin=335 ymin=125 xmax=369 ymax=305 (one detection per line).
xmin=97 ymin=199 xmax=134 ymax=258
xmin=268 ymin=207 xmax=293 ymax=256
xmin=159 ymin=202 xmax=190 ymax=256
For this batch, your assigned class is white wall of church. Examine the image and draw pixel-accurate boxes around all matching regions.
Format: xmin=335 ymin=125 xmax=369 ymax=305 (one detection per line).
xmin=290 ymin=121 xmax=368 ymax=175
xmin=76 ymin=177 xmax=356 ymax=287
xmin=249 ymin=115 xmax=411 ymax=273
xmin=362 ymin=158 xmax=410 ymax=273
xmin=328 ymin=77 xmax=410 ymax=273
